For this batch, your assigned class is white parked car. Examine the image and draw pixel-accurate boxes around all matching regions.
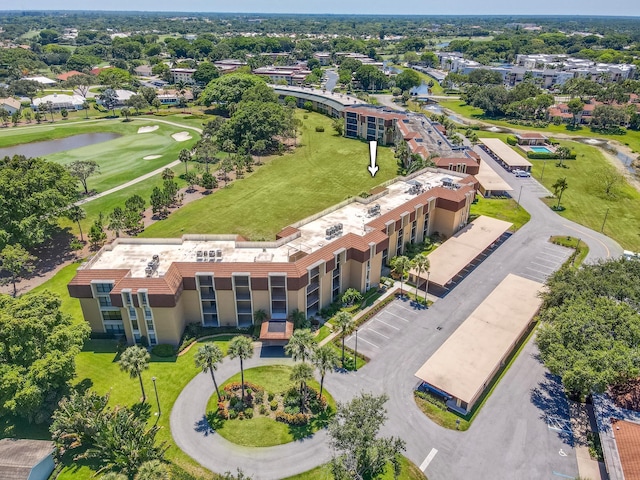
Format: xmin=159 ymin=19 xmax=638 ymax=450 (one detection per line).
xmin=513 ymin=169 xmax=531 ymax=177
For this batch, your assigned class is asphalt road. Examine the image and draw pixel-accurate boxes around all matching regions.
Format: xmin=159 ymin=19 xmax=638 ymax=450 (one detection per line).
xmin=170 ymin=136 xmax=622 ymax=480
xmin=324 ymin=69 xmax=338 ymax=91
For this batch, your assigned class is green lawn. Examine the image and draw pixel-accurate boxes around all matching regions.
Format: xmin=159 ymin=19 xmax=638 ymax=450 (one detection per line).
xmin=470 ymin=196 xmax=531 ymax=231
xmin=549 ymin=236 xmax=590 ymax=267
xmin=530 ymin=141 xmax=640 ymax=251
xmin=0 ymin=119 xmax=200 ymax=194
xmin=140 ymin=112 xmax=397 ymax=240
xmin=206 ymin=365 xmax=336 ymax=447
xmin=438 ymin=98 xmax=640 ymax=154
xmin=30 ymin=261 xmax=84 ymax=323
xmin=56 ymin=335 xmax=234 ymax=480
xmin=283 ymin=455 xmax=426 ymax=480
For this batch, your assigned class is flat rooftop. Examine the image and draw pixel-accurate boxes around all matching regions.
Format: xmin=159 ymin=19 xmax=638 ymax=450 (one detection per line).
xmin=479 ymin=138 xmax=533 ymax=168
xmin=415 ymin=274 xmax=543 ymax=405
xmin=88 ymin=170 xmax=464 ymax=277
xmin=475 ymin=159 xmax=513 ymax=193
xmin=419 ymin=215 xmax=513 ymax=287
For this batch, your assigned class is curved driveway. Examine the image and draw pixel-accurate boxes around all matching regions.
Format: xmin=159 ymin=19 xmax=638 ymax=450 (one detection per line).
xmin=170 ymin=125 xmax=622 ymax=480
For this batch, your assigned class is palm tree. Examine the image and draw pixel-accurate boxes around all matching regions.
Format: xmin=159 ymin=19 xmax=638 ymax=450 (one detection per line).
xmin=227 ymin=336 xmax=254 ymax=401
xmin=285 ymin=329 xmax=317 ymax=363
xmin=333 ymin=311 xmax=354 ymax=366
xmin=134 ymin=460 xmax=170 ymax=480
xmin=102 ymin=473 xmax=127 ymax=480
xmin=552 ymin=177 xmax=569 ymax=209
xmin=67 ymin=205 xmax=86 ymax=242
xmin=178 ymin=148 xmax=191 ymax=175
xmin=118 ymin=346 xmax=150 ymax=403
xmin=161 ymin=168 xmax=174 ymax=181
xmin=194 ymin=343 xmax=224 ymax=400
xmin=312 ymin=344 xmax=339 ymax=399
xmin=290 ymin=362 xmax=314 ymax=413
xmin=410 ymin=253 xmax=430 ymax=305
xmin=390 ymin=255 xmax=411 ymax=296
xmin=290 ymin=309 xmax=309 ymax=329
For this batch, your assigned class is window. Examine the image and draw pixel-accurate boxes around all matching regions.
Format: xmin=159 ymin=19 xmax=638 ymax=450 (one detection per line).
xmin=98 ymin=296 xmax=113 ymax=307
xmin=102 ymin=311 xmax=122 ymax=321
xmin=139 ymin=292 xmax=148 ymax=306
xmin=94 ymin=283 xmax=113 ymax=294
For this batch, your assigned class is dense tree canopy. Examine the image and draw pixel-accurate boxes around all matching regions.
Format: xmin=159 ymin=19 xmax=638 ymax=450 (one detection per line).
xmin=536 ymin=258 xmax=640 ymax=398
xmin=0 ymin=291 xmax=90 ymax=423
xmin=0 ymin=155 xmax=78 ymax=249
xmin=200 ymin=73 xmax=266 ymax=115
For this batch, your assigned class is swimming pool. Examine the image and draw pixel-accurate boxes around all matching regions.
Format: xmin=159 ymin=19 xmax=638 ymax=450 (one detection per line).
xmin=530 ymin=146 xmax=552 ymax=153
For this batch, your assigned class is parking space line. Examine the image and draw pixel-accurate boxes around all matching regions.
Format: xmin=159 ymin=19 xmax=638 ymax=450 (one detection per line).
xmin=355 ymin=335 xmax=379 ymax=348
xmin=526 ymin=266 xmax=553 ymax=275
xmin=531 ymin=262 xmax=557 ymax=270
xmin=367 ymin=328 xmax=390 ymax=339
xmin=383 ymin=310 xmax=410 ymax=322
xmin=374 ymin=318 xmax=400 ymax=330
xmin=419 ymin=448 xmax=438 ymax=472
xmin=540 ymin=250 xmax=569 ymax=259
xmin=393 ymin=303 xmax=416 ymax=314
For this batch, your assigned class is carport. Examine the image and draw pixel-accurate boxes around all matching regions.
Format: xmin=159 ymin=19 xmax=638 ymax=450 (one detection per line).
xmin=479 ymin=138 xmax=533 ymax=172
xmin=414 ymin=274 xmax=543 ymax=414
xmin=474 ymin=160 xmax=513 ymax=197
xmin=412 ymin=215 xmax=512 ymax=290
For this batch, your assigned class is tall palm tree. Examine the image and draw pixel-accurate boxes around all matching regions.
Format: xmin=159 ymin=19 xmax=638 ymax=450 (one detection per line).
xmin=290 ymin=362 xmax=314 ymax=413
xmin=333 ymin=311 xmax=354 ymax=366
xmin=118 ymin=346 xmax=150 ymax=403
xmin=552 ymin=177 xmax=569 ymax=209
xmin=411 ymin=253 xmax=431 ymax=305
xmin=227 ymin=336 xmax=254 ymax=401
xmin=161 ymin=168 xmax=174 ymax=181
xmin=285 ymin=329 xmax=316 ymax=363
xmin=390 ymin=255 xmax=411 ymax=296
xmin=194 ymin=343 xmax=224 ymax=400
xmin=178 ymin=148 xmax=191 ymax=175
xmin=134 ymin=460 xmax=170 ymax=480
xmin=312 ymin=344 xmax=339 ymax=399
xmin=67 ymin=205 xmax=86 ymax=242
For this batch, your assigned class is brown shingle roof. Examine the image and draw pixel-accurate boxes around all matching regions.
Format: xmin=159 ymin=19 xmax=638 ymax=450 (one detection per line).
xmin=0 ymin=439 xmax=54 ymax=480
xmin=612 ymin=419 xmax=640 ymax=480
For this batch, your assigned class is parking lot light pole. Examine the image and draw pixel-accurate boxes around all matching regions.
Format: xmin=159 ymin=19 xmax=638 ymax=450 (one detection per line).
xmin=151 ymin=376 xmax=160 ymax=418
xmin=516 ymin=185 xmax=523 ymax=209
xmin=354 ymin=329 xmax=358 ymax=372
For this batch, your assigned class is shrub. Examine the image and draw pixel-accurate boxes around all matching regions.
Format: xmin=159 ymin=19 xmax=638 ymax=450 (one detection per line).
xmin=217 ymin=402 xmax=229 ymax=419
xmin=255 ymin=391 xmax=264 ymax=404
xmin=267 ymin=392 xmax=275 ymax=402
xmin=506 ymin=136 xmax=517 ymax=146
xmin=228 ymin=409 xmax=238 ymax=419
xmin=151 ymin=344 xmax=175 ymax=357
xmin=231 ymin=399 xmax=244 ymax=412
xmin=259 ymin=405 xmax=267 ymax=415
xmin=270 ymin=400 xmax=278 ymax=411
xmin=244 ymin=408 xmax=254 ymax=419
xmin=275 ymin=411 xmax=309 ymax=425
xmin=315 ymin=126 xmax=325 ymax=132
xmin=284 ymin=405 xmax=300 ymax=415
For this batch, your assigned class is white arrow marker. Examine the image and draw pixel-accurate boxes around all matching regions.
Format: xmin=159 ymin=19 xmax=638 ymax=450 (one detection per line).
xmin=368 ymin=140 xmax=379 ymax=177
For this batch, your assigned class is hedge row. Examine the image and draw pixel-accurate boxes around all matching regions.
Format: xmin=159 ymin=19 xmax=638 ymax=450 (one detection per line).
xmin=506 ymin=136 xmax=517 ymax=146
xmin=526 ymin=151 xmax=576 ymax=160
xmin=275 ymin=411 xmax=309 ymax=425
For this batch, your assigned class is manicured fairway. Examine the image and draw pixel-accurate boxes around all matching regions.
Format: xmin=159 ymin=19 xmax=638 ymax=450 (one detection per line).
xmin=0 ymin=119 xmax=199 ymax=194
xmin=141 ymin=112 xmax=397 ymax=240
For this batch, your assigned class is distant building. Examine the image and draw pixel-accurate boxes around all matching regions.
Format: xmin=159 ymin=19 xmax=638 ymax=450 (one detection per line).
xmin=0 ymin=97 xmax=21 ymax=114
xmin=214 ymin=59 xmax=248 ymax=74
xmin=21 ymin=76 xmax=57 ymax=86
xmin=253 ymin=65 xmax=311 ymax=86
xmin=0 ymin=438 xmax=55 ymax=480
xmin=313 ymin=52 xmax=332 ymax=66
xmin=170 ymin=68 xmax=196 ymax=85
xmin=56 ymin=70 xmax=84 ymax=82
xmin=33 ymin=93 xmax=85 ymax=111
xmin=134 ymin=65 xmax=154 ymax=77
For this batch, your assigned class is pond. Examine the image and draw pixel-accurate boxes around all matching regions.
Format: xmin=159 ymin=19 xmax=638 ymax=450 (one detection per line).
xmin=0 ymin=132 xmax=121 ymax=159
xmin=411 ymin=82 xmax=431 ymax=95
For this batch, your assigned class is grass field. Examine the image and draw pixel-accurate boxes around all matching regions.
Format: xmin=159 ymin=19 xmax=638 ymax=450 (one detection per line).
xmin=0 ymin=119 xmax=199 ymax=194
xmin=206 ymin=365 xmax=336 ymax=447
xmin=56 ymin=336 xmax=235 ymax=480
xmin=283 ymin=455 xmax=426 ymax=480
xmin=140 ymin=112 xmax=397 ymax=240
xmin=470 ymin=197 xmax=531 ymax=231
xmin=438 ymin=98 xmax=640 ymax=154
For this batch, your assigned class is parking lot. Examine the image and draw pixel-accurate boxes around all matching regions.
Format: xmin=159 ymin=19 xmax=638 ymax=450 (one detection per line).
xmin=516 ymin=243 xmax=573 ymax=283
xmin=344 ymin=298 xmax=425 ymax=359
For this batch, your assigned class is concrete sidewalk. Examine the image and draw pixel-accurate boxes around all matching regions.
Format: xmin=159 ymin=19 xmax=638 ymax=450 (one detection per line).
xmin=569 ymin=401 xmax=609 ymax=480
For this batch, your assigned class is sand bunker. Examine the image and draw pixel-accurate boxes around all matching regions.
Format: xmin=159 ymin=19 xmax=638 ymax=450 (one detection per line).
xmin=585 ymin=138 xmax=603 ymax=145
xmin=487 ymin=126 xmax=501 ymax=132
xmin=172 ymin=132 xmax=192 ymax=142
xmin=138 ymin=126 xmax=159 ymax=134
xmin=143 ymin=155 xmax=162 ymax=160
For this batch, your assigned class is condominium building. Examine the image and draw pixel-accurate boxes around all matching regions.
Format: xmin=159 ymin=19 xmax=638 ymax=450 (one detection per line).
xmin=68 ymin=171 xmax=476 ymax=346
xmin=252 ymin=65 xmax=311 ymax=86
xmin=170 ymin=68 xmax=196 ymax=85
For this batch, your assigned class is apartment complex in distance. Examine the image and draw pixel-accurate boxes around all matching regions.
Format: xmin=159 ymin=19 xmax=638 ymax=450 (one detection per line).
xmin=68 ymin=170 xmax=476 ymax=346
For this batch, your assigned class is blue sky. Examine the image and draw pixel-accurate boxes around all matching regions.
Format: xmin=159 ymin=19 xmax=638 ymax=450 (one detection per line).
xmin=8 ymin=0 xmax=640 ymax=16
